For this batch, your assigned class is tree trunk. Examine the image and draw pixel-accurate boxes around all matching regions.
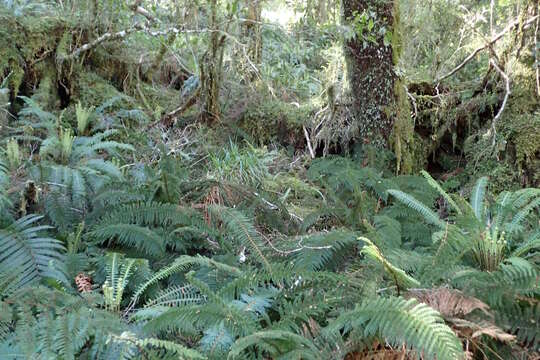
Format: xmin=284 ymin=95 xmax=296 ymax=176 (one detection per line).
xmin=342 ymin=0 xmax=414 ymax=173
xmin=244 ymin=0 xmax=262 ymax=65
xmin=201 ymin=0 xmax=222 ymax=124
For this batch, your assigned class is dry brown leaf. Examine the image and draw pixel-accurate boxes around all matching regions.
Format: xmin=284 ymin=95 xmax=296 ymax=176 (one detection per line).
xmin=74 ymin=273 xmax=93 ymax=293
xmin=405 ymin=287 xmax=490 ymax=317
xmin=451 ymin=318 xmax=516 ymax=343
xmin=471 ymin=325 xmax=516 ymax=342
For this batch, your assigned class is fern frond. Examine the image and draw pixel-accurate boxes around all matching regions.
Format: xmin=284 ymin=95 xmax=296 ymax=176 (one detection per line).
xmin=209 ymin=205 xmax=272 ymax=272
xmin=132 ymin=255 xmax=241 ymax=305
xmin=387 ymin=189 xmax=445 ymax=229
xmin=511 ymin=230 xmax=540 ymax=258
xmin=470 ymin=177 xmax=488 ymax=221
xmin=291 ymin=230 xmax=357 ymax=271
xmin=508 ymin=194 xmax=540 ymax=234
xmin=228 ymin=330 xmax=318 ymax=359
xmin=0 ymin=215 xmax=66 ymax=293
xmin=421 ymin=170 xmax=462 ymax=215
xmin=359 ymin=237 xmax=420 ymax=290
xmin=327 ymin=296 xmax=464 ymax=360
xmin=89 ymin=224 xmax=165 ymax=256
xmin=144 ymin=285 xmax=204 ymax=308
xmin=110 ymin=332 xmax=206 ymax=360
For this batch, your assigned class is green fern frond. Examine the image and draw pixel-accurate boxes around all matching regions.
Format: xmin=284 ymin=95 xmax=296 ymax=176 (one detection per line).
xmin=208 ymin=205 xmax=272 ymax=272
xmin=91 ymin=202 xmax=198 ymax=228
xmin=470 ymin=177 xmax=488 ymax=221
xmin=144 ymin=285 xmax=204 ymax=308
xmin=496 ymin=302 xmax=539 ymax=348
xmin=291 ymin=230 xmax=357 ymax=271
xmin=508 ymin=195 xmax=540 ymax=234
xmin=511 ymin=230 xmax=540 ymax=258
xmin=421 ymin=170 xmax=462 ymax=215
xmin=387 ymin=189 xmax=446 ymax=228
xmin=103 ymin=253 xmax=146 ymax=311
xmin=85 ymin=159 xmax=123 ymax=179
xmin=110 ymin=332 xmax=206 ymax=359
xmin=228 ymin=330 xmax=318 ymax=359
xmin=132 ymin=255 xmax=241 ymax=305
xmin=359 ymin=237 xmax=420 ymax=290
xmin=0 ymin=215 xmax=66 ymax=293
xmin=89 ymin=224 xmax=165 ymax=256
xmin=327 ymin=296 xmax=464 ymax=360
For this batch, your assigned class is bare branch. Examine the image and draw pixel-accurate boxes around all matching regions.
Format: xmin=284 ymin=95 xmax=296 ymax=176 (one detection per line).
xmin=131 ymin=0 xmax=156 ymax=23
xmin=59 ymin=25 xmax=141 ymax=61
xmin=436 ymin=15 xmax=539 ymax=83
xmin=60 ymin=25 xmax=244 ymax=61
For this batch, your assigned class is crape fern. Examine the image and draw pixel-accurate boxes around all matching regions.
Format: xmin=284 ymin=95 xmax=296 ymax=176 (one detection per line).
xmin=0 ymin=215 xmax=66 ymax=294
xmin=327 ymin=296 xmax=464 ymax=360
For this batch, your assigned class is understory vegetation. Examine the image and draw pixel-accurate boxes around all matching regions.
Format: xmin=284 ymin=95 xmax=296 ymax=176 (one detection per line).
xmin=0 ymin=0 xmax=538 ymax=359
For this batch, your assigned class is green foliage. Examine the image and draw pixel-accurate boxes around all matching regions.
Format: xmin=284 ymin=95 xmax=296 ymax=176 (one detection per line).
xmin=0 ymin=1 xmax=538 ymax=358
xmin=0 ymin=215 xmax=66 ymax=294
xmin=207 ymin=141 xmax=277 ymax=188
xmin=328 ymin=296 xmax=464 ymax=360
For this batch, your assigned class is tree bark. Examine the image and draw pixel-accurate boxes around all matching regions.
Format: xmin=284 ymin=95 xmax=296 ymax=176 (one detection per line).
xmin=201 ymin=0 xmax=223 ymax=124
xmin=342 ymin=0 xmax=414 ymax=173
xmin=244 ymin=0 xmax=262 ymax=65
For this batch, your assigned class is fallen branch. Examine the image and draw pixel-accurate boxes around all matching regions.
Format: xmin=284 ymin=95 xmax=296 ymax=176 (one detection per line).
xmin=61 ymin=25 xmax=244 ymax=61
xmin=436 ymin=15 xmax=539 ymax=83
xmin=59 ymin=24 xmax=145 ymax=61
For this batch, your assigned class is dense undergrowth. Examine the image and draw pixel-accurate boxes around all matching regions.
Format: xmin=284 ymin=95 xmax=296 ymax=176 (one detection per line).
xmin=0 ymin=0 xmax=539 ymax=359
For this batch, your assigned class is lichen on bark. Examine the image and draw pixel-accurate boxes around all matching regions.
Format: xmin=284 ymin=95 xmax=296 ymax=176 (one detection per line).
xmin=343 ymin=0 xmax=415 ymax=173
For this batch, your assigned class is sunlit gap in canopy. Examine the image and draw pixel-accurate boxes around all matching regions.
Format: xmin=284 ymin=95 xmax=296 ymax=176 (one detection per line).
xmin=261 ymin=2 xmax=301 ymax=29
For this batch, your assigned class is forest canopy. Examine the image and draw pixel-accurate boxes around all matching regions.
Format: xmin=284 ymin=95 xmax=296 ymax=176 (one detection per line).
xmin=0 ymin=0 xmax=538 ymax=359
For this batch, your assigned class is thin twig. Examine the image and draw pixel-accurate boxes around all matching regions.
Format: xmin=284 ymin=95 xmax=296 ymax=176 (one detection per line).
xmin=435 ymin=15 xmax=539 ymax=83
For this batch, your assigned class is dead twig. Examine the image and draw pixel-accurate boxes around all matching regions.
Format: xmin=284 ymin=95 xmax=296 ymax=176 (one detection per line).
xmin=435 ymin=15 xmax=539 ymax=83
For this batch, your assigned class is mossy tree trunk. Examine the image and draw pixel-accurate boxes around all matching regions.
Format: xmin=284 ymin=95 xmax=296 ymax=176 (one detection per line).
xmin=244 ymin=0 xmax=262 ymax=65
xmin=342 ymin=0 xmax=415 ymax=173
xmin=200 ymin=0 xmax=229 ymax=124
